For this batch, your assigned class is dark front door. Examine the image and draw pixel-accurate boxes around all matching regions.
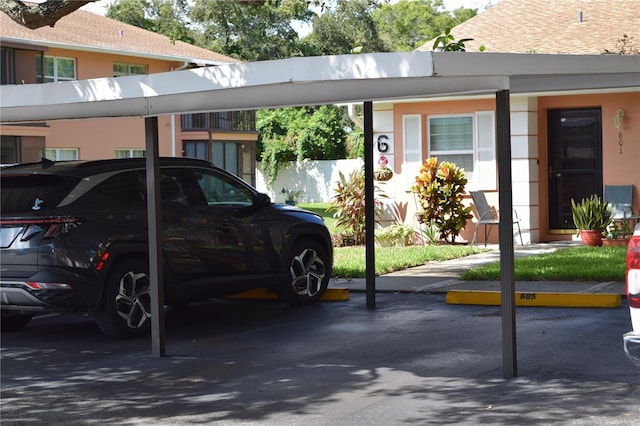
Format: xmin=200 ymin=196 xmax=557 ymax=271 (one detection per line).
xmin=548 ymin=108 xmax=602 ymax=230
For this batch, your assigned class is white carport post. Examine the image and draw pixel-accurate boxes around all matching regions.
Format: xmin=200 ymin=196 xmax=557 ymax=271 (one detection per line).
xmin=145 ymin=117 xmax=166 ymax=357
xmin=496 ymin=90 xmax=517 ymax=378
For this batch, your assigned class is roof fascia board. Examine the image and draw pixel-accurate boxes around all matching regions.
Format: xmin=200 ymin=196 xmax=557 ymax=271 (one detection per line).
xmin=0 ymin=76 xmax=507 ymax=122
xmin=0 ymin=52 xmax=441 ymax=121
xmin=1 ymin=52 xmax=638 ymax=123
xmin=0 ymin=37 xmax=48 ymax=51
xmin=147 ymin=76 xmax=507 ymax=116
xmin=511 ymin=73 xmax=640 ymax=93
xmin=28 ymin=40 xmax=230 ymax=66
xmin=432 ymin=52 xmax=640 ymax=77
xmin=386 ymin=86 xmax=640 ymax=105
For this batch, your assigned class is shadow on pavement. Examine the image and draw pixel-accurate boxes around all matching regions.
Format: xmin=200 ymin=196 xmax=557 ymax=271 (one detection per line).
xmin=1 ymin=293 xmax=638 ymax=425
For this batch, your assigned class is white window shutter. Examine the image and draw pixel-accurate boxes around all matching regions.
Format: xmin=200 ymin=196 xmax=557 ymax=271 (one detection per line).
xmin=403 ymin=114 xmax=422 ymax=187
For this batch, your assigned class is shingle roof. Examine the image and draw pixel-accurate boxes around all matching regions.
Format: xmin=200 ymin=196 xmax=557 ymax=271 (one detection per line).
xmin=418 ymin=0 xmax=640 ymax=54
xmin=0 ymin=8 xmax=239 ymax=65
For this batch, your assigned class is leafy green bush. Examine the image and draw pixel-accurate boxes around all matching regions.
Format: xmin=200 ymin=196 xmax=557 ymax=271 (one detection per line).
xmin=375 ymin=224 xmax=414 ymax=247
xmin=328 ymin=169 xmax=386 ymax=245
xmin=413 ymin=157 xmax=473 ymax=244
xmin=257 ymin=106 xmax=347 ymax=188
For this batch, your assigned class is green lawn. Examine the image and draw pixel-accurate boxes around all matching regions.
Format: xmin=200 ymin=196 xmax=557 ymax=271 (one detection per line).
xmin=333 ymin=244 xmax=487 ymax=278
xmin=297 ymin=203 xmax=627 ymax=282
xmin=461 ymin=245 xmax=627 ymax=282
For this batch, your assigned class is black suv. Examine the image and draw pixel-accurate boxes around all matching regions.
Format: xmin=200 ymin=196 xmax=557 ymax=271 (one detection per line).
xmin=0 ymin=158 xmax=332 ymax=337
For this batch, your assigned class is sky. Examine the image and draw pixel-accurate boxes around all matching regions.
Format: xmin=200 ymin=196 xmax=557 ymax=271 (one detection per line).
xmin=443 ymin=0 xmax=498 ymax=11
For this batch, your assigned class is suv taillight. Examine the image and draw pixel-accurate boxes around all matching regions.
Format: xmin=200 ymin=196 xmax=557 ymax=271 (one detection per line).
xmin=627 ymin=234 xmax=640 ymax=309
xmin=1 ymin=217 xmax=83 ymax=241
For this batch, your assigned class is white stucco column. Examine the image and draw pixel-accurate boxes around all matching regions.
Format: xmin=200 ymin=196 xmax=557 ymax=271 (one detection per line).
xmin=510 ymin=96 xmax=540 ymax=243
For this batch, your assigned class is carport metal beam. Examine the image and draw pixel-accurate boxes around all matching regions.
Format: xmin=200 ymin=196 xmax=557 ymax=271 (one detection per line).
xmin=364 ymin=101 xmax=376 ymax=308
xmin=145 ymin=117 xmax=166 ymax=357
xmin=496 ymin=90 xmax=517 ymax=378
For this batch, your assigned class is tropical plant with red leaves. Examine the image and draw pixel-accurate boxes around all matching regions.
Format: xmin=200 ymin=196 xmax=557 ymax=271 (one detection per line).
xmin=413 ymin=157 xmax=472 ymax=243
xmin=328 ymin=169 xmax=386 ymax=245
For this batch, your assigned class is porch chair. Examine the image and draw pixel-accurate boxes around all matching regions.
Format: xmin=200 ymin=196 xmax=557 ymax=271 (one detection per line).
xmin=604 ymin=185 xmax=640 ymax=238
xmin=604 ymin=185 xmax=639 ymax=219
xmin=470 ymin=190 xmax=523 ymax=246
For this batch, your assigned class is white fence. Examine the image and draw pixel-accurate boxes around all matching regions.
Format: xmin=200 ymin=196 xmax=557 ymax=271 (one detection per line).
xmin=255 ymin=159 xmax=364 ymax=204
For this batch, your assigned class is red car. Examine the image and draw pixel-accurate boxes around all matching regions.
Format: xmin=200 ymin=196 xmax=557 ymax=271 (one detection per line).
xmin=624 ymin=222 xmax=640 ymax=366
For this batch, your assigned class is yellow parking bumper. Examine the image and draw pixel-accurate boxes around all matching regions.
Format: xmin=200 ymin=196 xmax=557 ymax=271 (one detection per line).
xmin=227 ymin=287 xmax=350 ymax=301
xmin=445 ymin=290 xmax=620 ymax=308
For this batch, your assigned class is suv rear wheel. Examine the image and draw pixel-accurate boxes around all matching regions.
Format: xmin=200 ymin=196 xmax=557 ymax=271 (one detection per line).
xmin=277 ymin=239 xmax=329 ymax=304
xmin=96 ymin=259 xmax=152 ymax=338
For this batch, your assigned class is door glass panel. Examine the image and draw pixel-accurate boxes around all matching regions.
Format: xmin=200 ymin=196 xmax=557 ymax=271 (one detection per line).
xmin=225 ymin=143 xmax=238 ymax=176
xmin=548 ymin=109 xmax=602 ymax=229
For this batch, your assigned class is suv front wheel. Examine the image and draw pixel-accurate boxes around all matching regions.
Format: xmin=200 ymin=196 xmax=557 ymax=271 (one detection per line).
xmin=277 ymin=240 xmax=330 ymax=304
xmin=96 ymin=259 xmax=152 ymax=338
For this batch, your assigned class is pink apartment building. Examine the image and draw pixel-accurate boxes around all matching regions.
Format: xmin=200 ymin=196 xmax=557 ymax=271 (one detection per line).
xmin=0 ymin=8 xmax=259 ymax=185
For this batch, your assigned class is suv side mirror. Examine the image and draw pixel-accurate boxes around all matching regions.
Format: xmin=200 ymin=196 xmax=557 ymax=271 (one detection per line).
xmin=256 ymin=193 xmax=271 ymax=207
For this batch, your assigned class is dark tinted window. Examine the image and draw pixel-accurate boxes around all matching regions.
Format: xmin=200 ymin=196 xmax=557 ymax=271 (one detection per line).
xmin=0 ymin=174 xmax=79 ymax=214
xmin=88 ymin=171 xmax=145 ymax=206
xmin=192 ymin=169 xmax=254 ymax=207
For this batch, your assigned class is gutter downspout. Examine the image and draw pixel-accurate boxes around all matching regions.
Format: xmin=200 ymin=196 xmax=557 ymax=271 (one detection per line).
xmin=348 ymin=103 xmax=364 ymax=130
xmin=171 ymin=61 xmax=191 ymax=157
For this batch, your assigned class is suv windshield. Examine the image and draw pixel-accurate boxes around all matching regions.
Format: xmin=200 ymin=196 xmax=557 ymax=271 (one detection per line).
xmin=0 ymin=175 xmax=79 ymax=214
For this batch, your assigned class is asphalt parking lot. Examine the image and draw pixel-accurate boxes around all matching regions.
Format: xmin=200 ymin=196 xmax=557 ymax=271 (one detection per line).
xmin=1 ymin=292 xmax=639 ymax=425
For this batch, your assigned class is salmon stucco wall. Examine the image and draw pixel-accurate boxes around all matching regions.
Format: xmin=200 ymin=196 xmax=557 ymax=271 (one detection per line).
xmin=34 ymin=47 xmax=190 ymax=160
xmin=385 ymin=91 xmax=639 ymax=244
xmin=537 ymin=92 xmax=640 ymax=242
xmin=46 ymin=116 xmax=175 ymax=160
xmin=388 ymin=98 xmax=498 ymax=243
xmin=392 ymin=98 xmax=497 ymax=179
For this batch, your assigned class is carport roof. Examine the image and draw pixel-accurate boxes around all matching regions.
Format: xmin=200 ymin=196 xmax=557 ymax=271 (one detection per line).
xmin=1 ymin=51 xmax=638 ymax=123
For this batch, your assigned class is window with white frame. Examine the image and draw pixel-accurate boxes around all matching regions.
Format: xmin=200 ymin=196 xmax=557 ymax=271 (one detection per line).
xmin=43 ymin=148 xmax=78 ymax=161
xmin=115 ymin=149 xmax=145 ymax=158
xmin=113 ymin=63 xmax=147 ymax=77
xmin=428 ymin=112 xmax=496 ymax=189
xmin=36 ymin=56 xmax=76 ymax=83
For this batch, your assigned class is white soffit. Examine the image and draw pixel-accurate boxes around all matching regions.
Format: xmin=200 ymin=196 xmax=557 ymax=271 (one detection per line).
xmin=0 ymin=51 xmax=638 ymax=123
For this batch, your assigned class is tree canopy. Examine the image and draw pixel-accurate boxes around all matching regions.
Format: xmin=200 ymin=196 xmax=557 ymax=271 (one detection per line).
xmin=1 ymin=0 xmax=479 ymax=174
xmin=305 ymin=0 xmax=386 ymax=55
xmin=257 ymin=106 xmax=348 ymax=187
xmin=0 ymin=0 xmax=478 ymax=60
xmin=106 ymin=0 xmax=194 ymax=44
xmin=190 ymin=0 xmax=313 ymax=61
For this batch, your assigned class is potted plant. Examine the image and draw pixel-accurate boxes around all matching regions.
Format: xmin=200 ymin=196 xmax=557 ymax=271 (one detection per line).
xmin=283 ymin=188 xmax=303 ymax=205
xmin=374 ymin=166 xmax=393 ymax=182
xmin=570 ymin=195 xmax=614 ymax=246
xmin=603 ymin=220 xmax=632 ymax=247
